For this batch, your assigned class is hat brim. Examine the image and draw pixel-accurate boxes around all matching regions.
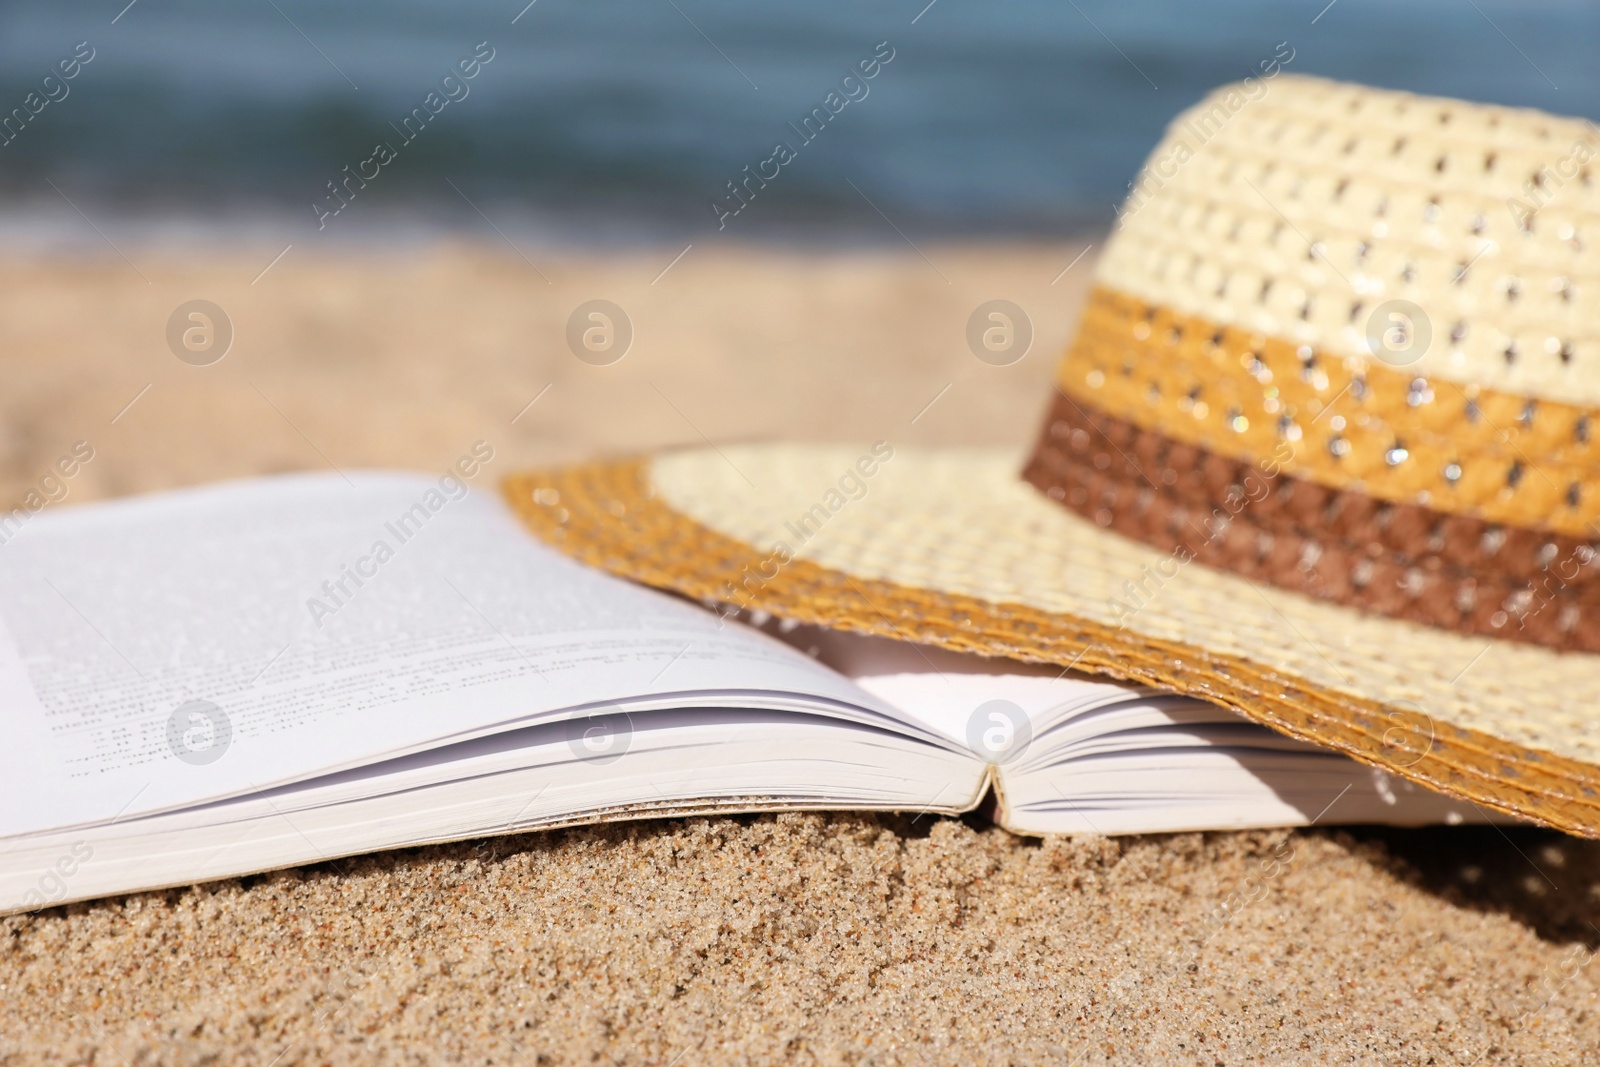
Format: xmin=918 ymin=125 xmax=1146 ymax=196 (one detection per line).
xmin=504 ymin=444 xmax=1600 ymax=837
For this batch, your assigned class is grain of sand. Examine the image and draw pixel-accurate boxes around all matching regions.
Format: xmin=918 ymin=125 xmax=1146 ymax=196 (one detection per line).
xmin=1 ymin=242 xmax=1597 ymax=1065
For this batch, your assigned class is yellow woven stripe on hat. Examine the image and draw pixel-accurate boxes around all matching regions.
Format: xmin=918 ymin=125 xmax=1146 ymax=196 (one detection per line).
xmin=1098 ymin=74 xmax=1600 ymax=408
xmin=1057 ymin=285 xmax=1600 ymax=536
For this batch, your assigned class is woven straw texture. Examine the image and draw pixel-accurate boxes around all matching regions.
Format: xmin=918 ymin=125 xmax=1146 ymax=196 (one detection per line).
xmin=1099 ymin=74 xmax=1600 ymax=406
xmin=1055 ymin=76 xmax=1600 ymax=652
xmin=1025 ymin=394 xmax=1600 ymax=652
xmin=1061 ymin=286 xmax=1600 ymax=536
xmin=503 ymin=449 xmax=1600 ymax=837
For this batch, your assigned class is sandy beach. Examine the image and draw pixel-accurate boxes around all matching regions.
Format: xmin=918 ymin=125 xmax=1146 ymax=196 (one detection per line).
xmin=0 ymin=240 xmax=1080 ymax=504
xmin=3 ymin=241 xmax=1599 ymax=1064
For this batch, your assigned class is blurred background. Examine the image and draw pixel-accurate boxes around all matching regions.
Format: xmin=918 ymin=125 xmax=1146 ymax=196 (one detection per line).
xmin=2 ymin=0 xmax=1596 ymax=502
xmin=4 ymin=0 xmax=1594 ymax=240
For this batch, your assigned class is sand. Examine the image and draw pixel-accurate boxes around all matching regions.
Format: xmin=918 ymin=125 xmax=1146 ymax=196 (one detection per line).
xmin=0 ymin=240 xmax=1081 ymax=498
xmin=2 ymin=241 xmax=1598 ymax=1064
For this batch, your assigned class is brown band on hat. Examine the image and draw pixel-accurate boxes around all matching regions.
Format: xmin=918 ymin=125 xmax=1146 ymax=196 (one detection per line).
xmin=1023 ymin=391 xmax=1600 ymax=653
xmin=1060 ymin=286 xmax=1600 ymax=538
xmin=1036 ymin=389 xmax=1600 ymax=586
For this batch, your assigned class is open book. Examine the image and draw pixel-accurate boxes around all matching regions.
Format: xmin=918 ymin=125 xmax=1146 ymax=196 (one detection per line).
xmin=0 ymin=471 xmax=1483 ymax=912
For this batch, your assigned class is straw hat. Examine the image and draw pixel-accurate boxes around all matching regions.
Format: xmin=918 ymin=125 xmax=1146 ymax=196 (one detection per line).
xmin=506 ymin=75 xmax=1600 ymax=836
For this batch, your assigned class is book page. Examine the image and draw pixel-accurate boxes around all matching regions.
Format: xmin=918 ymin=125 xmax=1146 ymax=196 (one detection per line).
xmin=790 ymin=626 xmax=1487 ymax=833
xmin=782 ymin=624 xmax=1139 ymax=755
xmin=0 ymin=473 xmax=903 ymax=838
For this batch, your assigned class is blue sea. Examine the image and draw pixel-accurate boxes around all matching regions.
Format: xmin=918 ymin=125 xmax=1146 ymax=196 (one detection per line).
xmin=0 ymin=0 xmax=1596 ymax=243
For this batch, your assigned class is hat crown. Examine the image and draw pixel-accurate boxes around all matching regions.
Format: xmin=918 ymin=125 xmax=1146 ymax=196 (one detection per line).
xmin=1099 ymin=73 xmax=1598 ymax=401
xmin=1031 ymin=76 xmax=1600 ymax=653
